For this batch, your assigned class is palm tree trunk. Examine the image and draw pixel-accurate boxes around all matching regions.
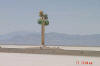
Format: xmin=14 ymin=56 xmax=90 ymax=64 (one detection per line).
xmin=41 ymin=21 xmax=45 ymax=47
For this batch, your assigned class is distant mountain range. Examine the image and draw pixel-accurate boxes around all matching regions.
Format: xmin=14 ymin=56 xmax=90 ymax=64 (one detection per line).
xmin=0 ymin=31 xmax=100 ymax=46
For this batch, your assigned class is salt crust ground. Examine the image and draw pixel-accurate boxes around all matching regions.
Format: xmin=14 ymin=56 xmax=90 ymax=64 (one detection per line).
xmin=0 ymin=53 xmax=100 ymax=66
xmin=0 ymin=45 xmax=100 ymax=51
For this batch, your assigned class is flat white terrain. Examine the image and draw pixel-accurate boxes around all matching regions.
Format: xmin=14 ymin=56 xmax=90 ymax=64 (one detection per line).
xmin=0 ymin=53 xmax=99 ymax=66
xmin=1 ymin=45 xmax=100 ymax=51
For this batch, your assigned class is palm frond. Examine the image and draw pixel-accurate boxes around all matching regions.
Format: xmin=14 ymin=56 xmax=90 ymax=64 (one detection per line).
xmin=39 ymin=11 xmax=44 ymax=17
xmin=44 ymin=14 xmax=48 ymax=19
xmin=38 ymin=19 xmax=43 ymax=24
xmin=45 ymin=20 xmax=49 ymax=26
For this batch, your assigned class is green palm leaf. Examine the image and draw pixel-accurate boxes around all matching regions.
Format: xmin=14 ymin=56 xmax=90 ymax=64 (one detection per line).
xmin=45 ymin=20 xmax=49 ymax=25
xmin=38 ymin=19 xmax=49 ymax=26
xmin=38 ymin=19 xmax=43 ymax=24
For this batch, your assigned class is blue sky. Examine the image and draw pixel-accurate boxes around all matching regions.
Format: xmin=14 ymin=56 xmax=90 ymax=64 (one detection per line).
xmin=0 ymin=0 xmax=100 ymax=35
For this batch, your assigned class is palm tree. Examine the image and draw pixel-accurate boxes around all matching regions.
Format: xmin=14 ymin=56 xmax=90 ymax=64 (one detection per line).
xmin=38 ymin=11 xmax=49 ymax=48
